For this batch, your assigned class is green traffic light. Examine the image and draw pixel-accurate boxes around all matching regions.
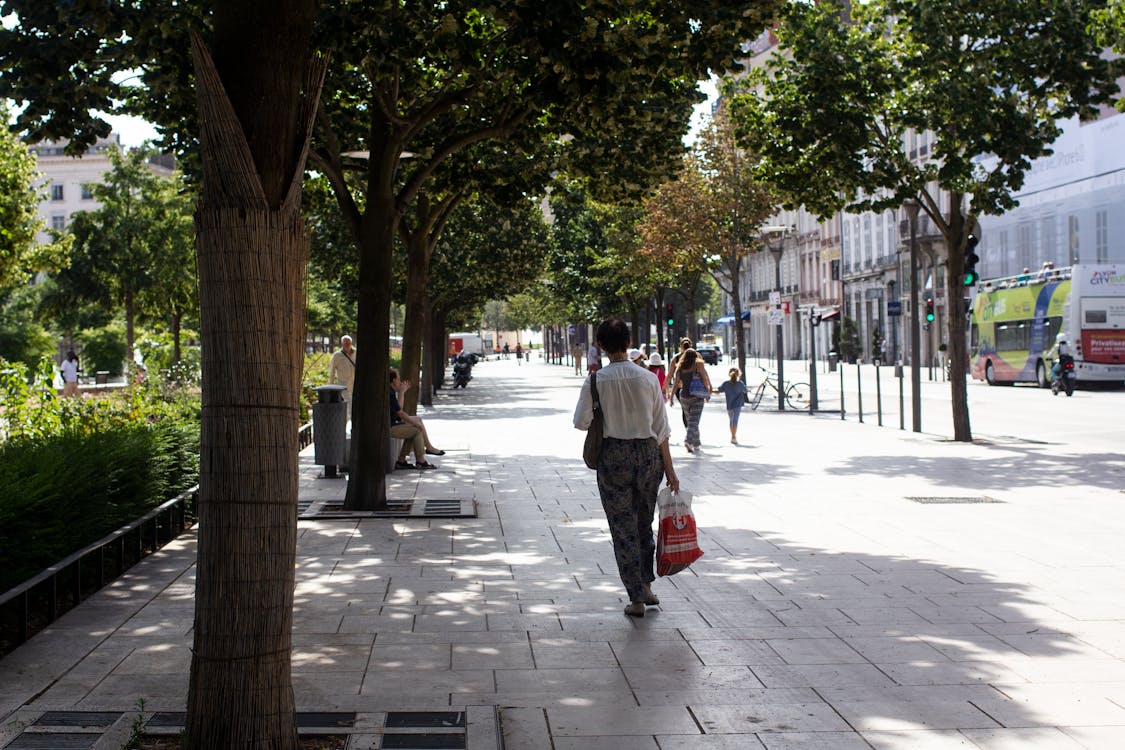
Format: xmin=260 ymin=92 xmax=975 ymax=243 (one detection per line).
xmin=667 ymin=318 xmax=674 ymax=326
xmin=926 ymin=311 xmax=935 ymax=322
xmin=964 ymin=271 xmax=979 ymax=286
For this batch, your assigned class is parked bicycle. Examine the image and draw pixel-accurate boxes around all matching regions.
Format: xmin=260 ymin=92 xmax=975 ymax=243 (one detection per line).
xmin=748 ymin=367 xmax=811 ymax=411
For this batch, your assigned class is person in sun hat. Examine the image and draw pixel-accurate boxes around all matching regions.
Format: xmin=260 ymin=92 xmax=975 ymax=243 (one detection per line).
xmin=646 ymin=351 xmax=667 ymax=392
xmin=627 ymin=347 xmax=647 ymax=368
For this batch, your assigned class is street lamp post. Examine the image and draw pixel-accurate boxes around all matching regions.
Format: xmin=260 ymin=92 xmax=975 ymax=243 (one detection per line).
xmin=697 ymin=317 xmax=705 ymax=342
xmin=904 ymin=200 xmax=922 ymax=432
xmin=763 ymin=229 xmax=790 ymax=411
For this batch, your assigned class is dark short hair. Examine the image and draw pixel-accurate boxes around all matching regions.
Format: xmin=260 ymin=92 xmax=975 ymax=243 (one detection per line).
xmin=388 ymin=367 xmax=399 ymax=383
xmin=596 ymin=318 xmax=631 ymax=354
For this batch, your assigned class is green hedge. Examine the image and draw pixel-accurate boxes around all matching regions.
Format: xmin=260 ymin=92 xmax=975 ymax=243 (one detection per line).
xmin=0 ymin=422 xmax=199 ymax=592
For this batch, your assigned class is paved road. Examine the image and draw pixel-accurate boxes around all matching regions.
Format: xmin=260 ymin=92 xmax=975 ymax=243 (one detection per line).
xmin=1 ymin=355 xmax=1124 ymax=749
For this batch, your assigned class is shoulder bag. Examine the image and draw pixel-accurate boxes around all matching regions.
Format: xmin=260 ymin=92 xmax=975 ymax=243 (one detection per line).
xmin=582 ymin=371 xmax=603 ymax=470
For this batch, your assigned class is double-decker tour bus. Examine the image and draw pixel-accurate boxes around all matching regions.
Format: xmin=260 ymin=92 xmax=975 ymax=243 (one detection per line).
xmin=970 ymin=263 xmax=1125 ymax=386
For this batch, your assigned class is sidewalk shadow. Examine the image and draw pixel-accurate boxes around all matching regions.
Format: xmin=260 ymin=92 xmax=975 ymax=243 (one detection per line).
xmin=824 ymin=447 xmax=1125 ymax=491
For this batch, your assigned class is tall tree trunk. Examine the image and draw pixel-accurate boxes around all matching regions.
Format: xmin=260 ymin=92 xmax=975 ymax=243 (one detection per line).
xmin=945 ymin=195 xmax=973 ymax=442
xmin=731 ymin=264 xmax=748 ymax=381
xmin=400 ymin=227 xmax=430 ymax=414
xmin=344 ymin=206 xmax=395 ymax=511
xmin=418 ymin=294 xmax=435 ymax=407
xmin=185 ymin=6 xmax=322 ymax=746
xmin=432 ymin=307 xmax=448 ymax=389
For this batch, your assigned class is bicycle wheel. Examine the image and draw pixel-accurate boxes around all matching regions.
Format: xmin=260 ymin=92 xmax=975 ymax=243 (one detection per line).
xmin=785 ymin=382 xmax=811 ymax=411
xmin=750 ymin=382 xmax=766 ymax=410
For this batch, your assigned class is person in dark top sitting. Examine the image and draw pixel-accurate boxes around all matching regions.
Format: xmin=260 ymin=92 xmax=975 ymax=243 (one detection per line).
xmin=389 ymin=368 xmax=443 ymax=469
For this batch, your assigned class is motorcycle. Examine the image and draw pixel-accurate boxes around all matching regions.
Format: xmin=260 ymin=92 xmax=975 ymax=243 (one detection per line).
xmin=452 ymin=354 xmax=473 ymax=388
xmin=1051 ymin=354 xmax=1076 ymax=397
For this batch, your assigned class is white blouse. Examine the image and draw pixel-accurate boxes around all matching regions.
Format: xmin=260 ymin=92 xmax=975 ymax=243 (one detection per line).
xmin=573 ymin=360 xmax=671 ymax=444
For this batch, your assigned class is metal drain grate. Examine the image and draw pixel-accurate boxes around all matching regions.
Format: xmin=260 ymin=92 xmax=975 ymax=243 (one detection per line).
xmin=907 ymin=496 xmax=1003 ymax=504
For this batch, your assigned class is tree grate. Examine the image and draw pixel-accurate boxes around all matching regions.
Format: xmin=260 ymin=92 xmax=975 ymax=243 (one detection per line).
xmin=299 ymin=498 xmax=476 ymax=519
xmin=146 ymin=711 xmax=355 ymax=729
xmin=907 ymin=496 xmax=1003 ymax=504
xmin=5 ymin=735 xmax=99 ymax=749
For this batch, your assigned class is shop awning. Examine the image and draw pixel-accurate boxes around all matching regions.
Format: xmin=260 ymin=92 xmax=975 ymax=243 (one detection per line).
xmin=819 ymin=309 xmax=841 ymax=321
xmin=715 ymin=311 xmax=752 ymax=325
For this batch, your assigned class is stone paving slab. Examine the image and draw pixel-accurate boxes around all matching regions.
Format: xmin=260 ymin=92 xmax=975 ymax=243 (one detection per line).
xmin=2 ymin=356 xmax=1124 ymax=749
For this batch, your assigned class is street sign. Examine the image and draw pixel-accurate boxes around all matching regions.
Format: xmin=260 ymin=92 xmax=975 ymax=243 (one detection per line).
xmin=887 ymin=300 xmax=902 ymax=316
xmin=769 ymin=291 xmax=781 ymax=307
xmin=768 ymin=309 xmax=783 ymax=326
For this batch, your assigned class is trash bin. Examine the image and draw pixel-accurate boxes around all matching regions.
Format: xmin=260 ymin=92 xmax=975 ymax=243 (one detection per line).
xmin=312 ymin=385 xmax=348 ymax=478
xmin=828 ymin=352 xmax=838 ymax=372
xmin=95 ymin=371 xmax=109 ymax=385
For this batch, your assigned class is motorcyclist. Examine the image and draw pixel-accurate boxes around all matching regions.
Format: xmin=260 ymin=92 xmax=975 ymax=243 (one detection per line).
xmin=1046 ymin=332 xmax=1073 ymax=382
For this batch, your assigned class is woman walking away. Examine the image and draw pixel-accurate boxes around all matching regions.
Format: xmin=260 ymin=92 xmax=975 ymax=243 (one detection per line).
xmin=574 ymin=318 xmax=679 ymax=617
xmin=715 ymin=367 xmax=749 ymax=444
xmin=675 ymin=349 xmax=712 ymax=453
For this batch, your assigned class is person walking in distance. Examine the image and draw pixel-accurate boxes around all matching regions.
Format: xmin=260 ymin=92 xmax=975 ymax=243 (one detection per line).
xmin=673 ymin=348 xmax=712 ymax=453
xmin=60 ymin=349 xmax=80 ymax=398
xmin=329 ymin=335 xmax=356 ymax=421
xmin=587 ymin=341 xmax=601 ymax=373
xmin=714 ymin=367 xmax=749 ymax=444
xmin=574 ymin=318 xmax=679 ymax=617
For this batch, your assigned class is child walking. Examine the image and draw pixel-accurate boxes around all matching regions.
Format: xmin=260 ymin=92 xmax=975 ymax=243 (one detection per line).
xmin=714 ymin=368 xmax=749 ymax=444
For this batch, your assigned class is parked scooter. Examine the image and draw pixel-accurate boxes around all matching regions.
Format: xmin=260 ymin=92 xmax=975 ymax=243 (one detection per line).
xmin=452 ymin=352 xmax=473 ymax=388
xmin=1051 ymin=353 xmax=1076 ymax=396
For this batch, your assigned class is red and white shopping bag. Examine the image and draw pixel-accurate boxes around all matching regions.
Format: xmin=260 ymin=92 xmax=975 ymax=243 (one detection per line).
xmin=656 ymin=486 xmax=703 ymax=576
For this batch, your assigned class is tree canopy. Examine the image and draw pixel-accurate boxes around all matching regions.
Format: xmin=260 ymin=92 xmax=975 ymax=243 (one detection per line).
xmin=0 ymin=104 xmax=68 ymax=290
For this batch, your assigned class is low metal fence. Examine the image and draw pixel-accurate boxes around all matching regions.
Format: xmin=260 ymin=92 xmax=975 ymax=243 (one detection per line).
xmin=0 ymin=487 xmax=198 ymax=657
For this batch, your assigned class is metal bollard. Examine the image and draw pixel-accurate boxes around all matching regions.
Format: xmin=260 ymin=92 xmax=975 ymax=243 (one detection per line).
xmin=898 ymin=363 xmax=905 ymax=431
xmin=875 ymin=362 xmax=883 ymax=427
xmin=839 ymin=360 xmax=846 ymax=420
xmin=856 ymin=362 xmax=864 ymax=424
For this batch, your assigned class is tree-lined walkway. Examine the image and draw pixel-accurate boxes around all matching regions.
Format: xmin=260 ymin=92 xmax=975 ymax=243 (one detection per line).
xmin=2 ymin=356 xmax=1124 ymax=748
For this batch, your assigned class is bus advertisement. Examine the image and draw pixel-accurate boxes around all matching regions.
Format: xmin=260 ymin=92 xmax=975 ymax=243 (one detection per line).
xmin=970 ymin=264 xmax=1125 ymax=387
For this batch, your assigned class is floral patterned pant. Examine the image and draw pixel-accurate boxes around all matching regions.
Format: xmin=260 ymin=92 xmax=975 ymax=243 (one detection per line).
xmin=680 ymin=395 xmax=706 ymax=447
xmin=597 ymin=437 xmax=665 ymax=601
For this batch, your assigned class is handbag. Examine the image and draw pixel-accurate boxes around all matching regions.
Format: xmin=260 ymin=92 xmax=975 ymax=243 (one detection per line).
xmin=656 ymin=486 xmax=704 ymax=576
xmin=582 ymin=371 xmax=603 ymax=470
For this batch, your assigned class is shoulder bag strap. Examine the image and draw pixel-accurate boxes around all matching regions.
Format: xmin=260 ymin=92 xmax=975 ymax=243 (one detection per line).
xmin=590 ymin=371 xmax=600 ymax=413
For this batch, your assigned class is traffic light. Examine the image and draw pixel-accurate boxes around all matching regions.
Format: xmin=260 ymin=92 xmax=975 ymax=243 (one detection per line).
xmin=925 ymin=298 xmax=935 ymax=323
xmin=963 ymin=233 xmax=980 ymax=286
xmin=665 ymin=303 xmax=675 ymax=327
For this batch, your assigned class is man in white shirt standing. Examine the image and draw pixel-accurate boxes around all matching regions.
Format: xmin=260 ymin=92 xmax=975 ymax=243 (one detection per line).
xmin=587 ymin=341 xmax=601 ymax=373
xmin=329 ymin=335 xmax=356 ymax=421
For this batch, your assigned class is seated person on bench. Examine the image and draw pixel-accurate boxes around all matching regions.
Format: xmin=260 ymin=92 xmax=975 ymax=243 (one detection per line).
xmin=389 ymin=368 xmax=444 ymax=470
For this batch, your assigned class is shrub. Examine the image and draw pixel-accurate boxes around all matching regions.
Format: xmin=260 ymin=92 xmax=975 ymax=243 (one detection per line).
xmin=0 ymin=356 xmax=200 ymax=592
xmin=79 ymin=322 xmax=128 ymax=375
xmin=0 ymin=422 xmax=199 ymax=592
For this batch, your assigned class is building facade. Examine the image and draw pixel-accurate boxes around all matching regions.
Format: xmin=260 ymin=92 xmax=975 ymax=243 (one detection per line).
xmin=29 ymin=135 xmax=174 ymax=245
